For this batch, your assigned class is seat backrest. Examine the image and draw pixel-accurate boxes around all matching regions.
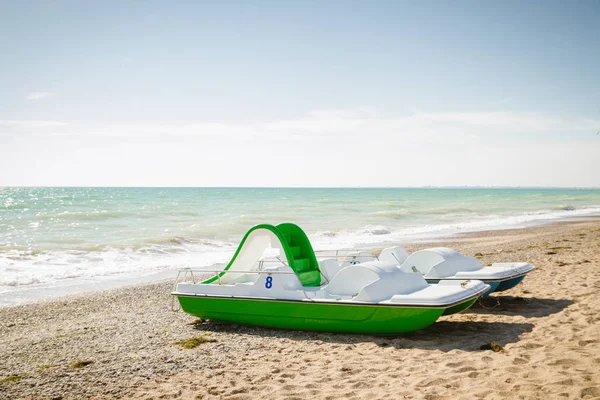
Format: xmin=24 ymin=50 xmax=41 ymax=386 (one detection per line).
xmin=379 ymin=247 xmax=409 ymax=266
xmin=325 ymin=264 xmax=380 ymax=297
xmin=400 ymin=247 xmax=482 ymax=278
xmin=354 ymin=269 xmax=428 ymax=302
xmin=319 ymin=258 xmax=343 ymax=282
xmin=399 ymin=250 xmax=444 ymax=275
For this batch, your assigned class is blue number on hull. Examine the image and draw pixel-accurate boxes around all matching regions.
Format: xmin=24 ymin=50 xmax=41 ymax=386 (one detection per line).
xmin=265 ymin=276 xmax=273 ymax=289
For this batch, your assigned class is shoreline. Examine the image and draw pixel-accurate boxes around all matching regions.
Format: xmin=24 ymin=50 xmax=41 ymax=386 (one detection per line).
xmin=1 ymin=218 xmax=600 ymax=399
xmin=2 ymin=214 xmax=600 ymax=309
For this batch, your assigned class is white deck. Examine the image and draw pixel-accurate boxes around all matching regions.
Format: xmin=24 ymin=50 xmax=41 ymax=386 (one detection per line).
xmin=399 ymin=247 xmax=535 ymax=281
xmin=174 ymin=260 xmax=489 ymax=308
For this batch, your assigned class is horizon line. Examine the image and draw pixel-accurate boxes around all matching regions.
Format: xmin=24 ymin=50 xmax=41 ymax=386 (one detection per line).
xmin=2 ymin=185 xmax=600 ymax=190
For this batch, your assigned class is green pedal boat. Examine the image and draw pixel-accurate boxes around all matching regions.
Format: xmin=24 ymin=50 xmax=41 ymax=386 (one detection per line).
xmin=172 ymin=223 xmax=489 ymax=334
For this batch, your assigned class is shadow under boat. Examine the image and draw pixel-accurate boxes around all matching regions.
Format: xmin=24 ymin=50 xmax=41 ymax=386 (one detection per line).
xmin=190 ymin=319 xmax=534 ymax=353
xmin=465 ymin=296 xmax=574 ymax=318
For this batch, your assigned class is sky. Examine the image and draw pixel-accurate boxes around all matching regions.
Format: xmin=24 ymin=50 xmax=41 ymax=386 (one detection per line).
xmin=1 ymin=0 xmax=599 ymax=187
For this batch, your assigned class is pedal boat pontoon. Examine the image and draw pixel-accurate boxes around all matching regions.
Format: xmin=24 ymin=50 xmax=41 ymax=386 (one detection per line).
xmin=318 ymin=247 xmax=534 ymax=296
xmin=397 ymin=247 xmax=534 ymax=295
xmin=172 ymin=223 xmax=489 ymax=334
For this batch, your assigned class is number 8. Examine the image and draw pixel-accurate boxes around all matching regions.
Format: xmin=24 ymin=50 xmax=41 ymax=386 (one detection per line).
xmin=265 ymin=276 xmax=273 ymax=289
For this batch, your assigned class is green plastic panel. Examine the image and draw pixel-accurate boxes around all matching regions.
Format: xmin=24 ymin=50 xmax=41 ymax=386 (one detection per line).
xmin=177 ymin=296 xmax=447 ymax=334
xmin=204 ymin=223 xmax=322 ymax=287
xmin=441 ymin=297 xmax=478 ymax=316
xmin=276 ymin=223 xmax=321 ymax=286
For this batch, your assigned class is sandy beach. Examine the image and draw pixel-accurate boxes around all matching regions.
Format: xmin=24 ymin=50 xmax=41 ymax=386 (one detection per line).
xmin=1 ymin=219 xmax=600 ymax=400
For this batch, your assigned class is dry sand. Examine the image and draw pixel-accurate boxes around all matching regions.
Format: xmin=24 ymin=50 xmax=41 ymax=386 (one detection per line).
xmin=1 ymin=219 xmax=600 ymax=400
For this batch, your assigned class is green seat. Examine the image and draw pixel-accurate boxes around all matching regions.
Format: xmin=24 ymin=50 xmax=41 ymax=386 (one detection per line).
xmin=289 ymin=246 xmax=302 ymax=257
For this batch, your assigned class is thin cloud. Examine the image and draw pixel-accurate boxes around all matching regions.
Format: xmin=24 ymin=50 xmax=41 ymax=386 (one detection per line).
xmin=2 ymin=109 xmax=598 ymax=145
xmin=26 ymin=92 xmax=53 ymax=100
xmin=2 ymin=109 xmax=599 ymax=187
xmin=0 ymin=120 xmax=68 ymax=129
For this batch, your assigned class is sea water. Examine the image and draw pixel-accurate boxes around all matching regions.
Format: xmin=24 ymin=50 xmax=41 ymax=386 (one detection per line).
xmin=1 ymin=187 xmax=600 ymax=306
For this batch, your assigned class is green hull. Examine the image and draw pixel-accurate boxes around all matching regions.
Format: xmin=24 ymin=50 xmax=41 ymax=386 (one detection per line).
xmin=177 ymin=295 xmax=449 ymax=334
xmin=441 ymin=297 xmax=478 ymax=316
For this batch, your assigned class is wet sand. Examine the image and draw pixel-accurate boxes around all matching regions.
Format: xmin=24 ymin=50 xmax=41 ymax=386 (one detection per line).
xmin=1 ymin=219 xmax=600 ymax=399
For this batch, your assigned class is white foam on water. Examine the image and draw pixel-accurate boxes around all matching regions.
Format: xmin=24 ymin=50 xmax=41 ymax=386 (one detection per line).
xmin=0 ymin=243 xmax=237 ymax=306
xmin=311 ymin=206 xmax=600 ymax=249
xmin=1 ymin=197 xmax=599 ymax=307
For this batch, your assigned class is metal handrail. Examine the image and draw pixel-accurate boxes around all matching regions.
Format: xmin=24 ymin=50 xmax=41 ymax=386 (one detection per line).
xmin=173 ymin=266 xmax=315 ymax=302
xmin=177 ymin=268 xmax=299 ymax=277
xmin=313 ymin=249 xmax=379 ymax=260
xmin=171 ymin=249 xmax=381 ymax=311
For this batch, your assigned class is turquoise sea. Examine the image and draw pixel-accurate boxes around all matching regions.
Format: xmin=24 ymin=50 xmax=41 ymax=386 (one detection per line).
xmin=1 ymin=187 xmax=600 ymax=305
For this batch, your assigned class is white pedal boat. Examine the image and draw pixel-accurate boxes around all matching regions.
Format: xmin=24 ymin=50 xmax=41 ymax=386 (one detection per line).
xmin=172 ymin=223 xmax=490 ymax=334
xmin=317 ymin=247 xmax=534 ymax=296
